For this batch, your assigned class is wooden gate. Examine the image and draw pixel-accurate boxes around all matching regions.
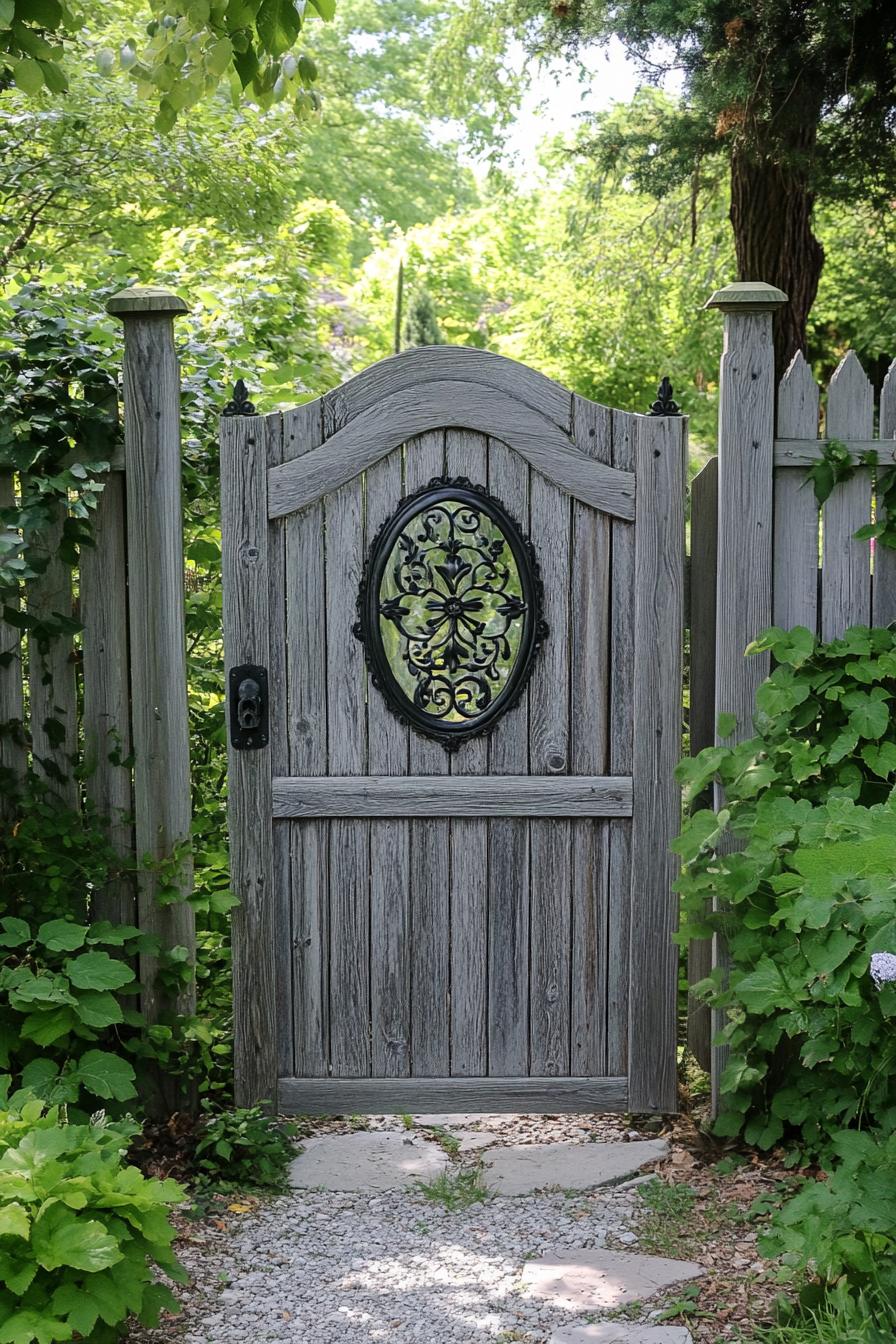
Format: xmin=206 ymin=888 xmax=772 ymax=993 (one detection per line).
xmin=221 ymin=348 xmax=685 ymax=1115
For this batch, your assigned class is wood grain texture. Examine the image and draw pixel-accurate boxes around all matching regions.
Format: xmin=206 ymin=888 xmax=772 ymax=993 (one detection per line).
xmin=570 ymin=396 xmax=612 ymax=1076
xmin=529 ymin=455 xmax=572 ymax=1078
xmin=81 ymin=464 xmax=136 ymax=926
xmin=310 ymin=346 xmax=574 ymax=437
xmin=0 ymin=473 xmax=25 ymax=813
xmin=273 ymin=776 xmax=633 ymax=817
xmin=119 ymin=312 xmax=195 ymax=1027
xmin=265 ymin=411 xmax=293 ymax=1076
xmin=822 ymin=352 xmax=873 ymax=638
xmin=26 ymin=503 xmax=78 ymax=810
xmin=628 ymin=414 xmax=685 ymax=1114
xmin=774 ymin=354 xmax=820 ymax=634
xmin=367 ymin=445 xmax=411 ymax=1077
xmin=873 ymin=359 xmax=896 ymax=627
xmin=324 ymin=465 xmax=370 ymax=1077
xmin=607 ymin=411 xmax=636 ymax=1076
xmin=269 ymin=381 xmax=636 ymax=521
xmin=221 ymin=413 xmax=276 ymax=1108
xmin=775 ymin=438 xmax=893 ymax=465
xmin=686 ymin=457 xmax=718 ymax=1072
xmin=285 ymin=402 xmax=330 ymax=1077
xmin=445 ymin=430 xmax=489 ymax=1077
xmin=404 ymin=431 xmax=450 ymax=1076
xmin=487 ymin=438 xmax=530 ymax=1076
xmin=278 ymin=1074 xmax=629 ymax=1115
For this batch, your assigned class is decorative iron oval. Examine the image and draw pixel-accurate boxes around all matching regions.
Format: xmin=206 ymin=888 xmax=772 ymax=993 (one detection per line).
xmin=354 ymin=476 xmax=547 ymax=750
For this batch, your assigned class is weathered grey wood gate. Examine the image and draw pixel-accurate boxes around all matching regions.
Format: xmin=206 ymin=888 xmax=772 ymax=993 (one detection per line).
xmin=221 ymin=347 xmax=685 ymax=1115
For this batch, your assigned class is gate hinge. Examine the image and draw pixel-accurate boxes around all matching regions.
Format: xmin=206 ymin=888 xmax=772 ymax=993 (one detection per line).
xmin=228 ymin=664 xmax=269 ymax=750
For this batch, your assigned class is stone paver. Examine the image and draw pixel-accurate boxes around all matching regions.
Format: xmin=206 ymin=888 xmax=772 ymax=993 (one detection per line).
xmin=483 ymin=1139 xmax=668 ymax=1195
xmin=287 ymin=1132 xmax=448 ymax=1191
xmin=549 ymin=1327 xmax=693 ymax=1343
xmin=453 ymin=1129 xmax=500 ymax=1152
xmin=522 ymin=1247 xmax=704 ymax=1310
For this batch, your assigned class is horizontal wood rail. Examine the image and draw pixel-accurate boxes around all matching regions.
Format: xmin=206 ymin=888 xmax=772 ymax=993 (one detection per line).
xmin=267 ymin=381 xmax=637 ymax=520
xmin=775 ymin=437 xmax=896 ymax=466
xmin=277 ymin=1075 xmax=629 ymax=1115
xmin=271 ymin=774 xmax=633 ymax=819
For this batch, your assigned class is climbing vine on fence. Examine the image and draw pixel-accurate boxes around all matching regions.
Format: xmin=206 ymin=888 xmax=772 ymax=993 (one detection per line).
xmin=807 ymin=437 xmax=896 ymax=549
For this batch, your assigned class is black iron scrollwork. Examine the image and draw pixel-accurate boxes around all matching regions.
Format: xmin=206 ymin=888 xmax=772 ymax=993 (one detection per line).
xmin=648 ymin=376 xmax=681 ymax=416
xmin=354 ymin=477 xmax=547 ymax=750
xmin=222 ymin=378 xmax=257 ymax=417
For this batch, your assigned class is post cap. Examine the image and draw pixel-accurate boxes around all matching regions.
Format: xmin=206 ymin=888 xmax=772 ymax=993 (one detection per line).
xmin=106 ymin=286 xmax=189 ymax=317
xmin=704 ymin=281 xmax=788 ymax=313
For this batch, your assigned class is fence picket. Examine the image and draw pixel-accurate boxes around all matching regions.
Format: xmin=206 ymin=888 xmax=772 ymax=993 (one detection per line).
xmin=27 ymin=502 xmax=79 ymax=811
xmin=0 ymin=473 xmax=25 ymax=813
xmin=774 ymin=353 xmax=820 ymax=633
xmin=873 ymin=359 xmax=896 ymax=627
xmin=822 ymin=352 xmax=873 ymax=638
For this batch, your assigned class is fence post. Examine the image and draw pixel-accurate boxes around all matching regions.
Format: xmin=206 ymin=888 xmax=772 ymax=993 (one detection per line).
xmin=106 ymin=288 xmax=195 ymax=1054
xmin=704 ymin=281 xmax=786 ymax=1112
xmin=0 ymin=473 xmax=25 ymax=816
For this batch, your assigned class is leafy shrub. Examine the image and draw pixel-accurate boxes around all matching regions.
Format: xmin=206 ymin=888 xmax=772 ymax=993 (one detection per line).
xmin=676 ymin=626 xmax=896 ymax=1153
xmin=761 ymin=1128 xmax=896 ymax=1301
xmin=193 ymin=1106 xmax=299 ymax=1193
xmin=0 ymin=1084 xmax=185 ymax=1344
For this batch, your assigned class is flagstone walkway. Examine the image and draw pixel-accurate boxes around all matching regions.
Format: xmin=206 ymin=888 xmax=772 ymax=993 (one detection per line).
xmin=139 ymin=1113 xmax=704 ymax=1344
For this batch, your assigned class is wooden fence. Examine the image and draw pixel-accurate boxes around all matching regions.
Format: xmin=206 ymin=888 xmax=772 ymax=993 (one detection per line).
xmin=0 ymin=288 xmax=196 ymax=1047
xmin=688 ymin=282 xmax=896 ymax=1080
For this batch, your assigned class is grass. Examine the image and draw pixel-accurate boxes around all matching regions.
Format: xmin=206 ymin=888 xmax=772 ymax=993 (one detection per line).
xmin=745 ymin=1283 xmax=896 ymax=1344
xmin=633 ymin=1175 xmax=750 ymax=1259
xmin=425 ymin=1124 xmax=462 ymax=1156
xmin=417 ymin=1166 xmax=490 ymax=1211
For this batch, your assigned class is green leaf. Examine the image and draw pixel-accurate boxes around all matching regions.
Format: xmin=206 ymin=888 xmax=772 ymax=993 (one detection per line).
xmin=0 ymin=0 xmax=14 ymax=29
xmin=73 ymin=1048 xmax=137 ymax=1101
xmin=308 ymin=0 xmax=336 ymax=18
xmin=0 ymin=917 xmax=31 ymax=948
xmin=206 ymin=35 xmax=233 ymax=76
xmin=844 ymin=689 xmax=890 ymax=740
xmin=0 ymin=1312 xmax=73 ymax=1344
xmin=861 ymin=741 xmax=896 ymax=778
xmin=716 ymin=712 xmax=737 ymax=738
xmin=31 ymin=1204 xmax=123 ymax=1272
xmin=65 ymin=950 xmax=134 ymax=990
xmin=20 ymin=1005 xmax=78 ymax=1045
xmin=49 ymin=1284 xmax=99 ymax=1338
xmin=256 ymin=0 xmax=302 ymax=55
xmin=10 ymin=58 xmax=46 ymax=95
xmin=74 ymin=988 xmax=125 ymax=1029
xmin=36 ymin=919 xmax=88 ymax=952
xmin=0 ymin=1202 xmax=30 ymax=1240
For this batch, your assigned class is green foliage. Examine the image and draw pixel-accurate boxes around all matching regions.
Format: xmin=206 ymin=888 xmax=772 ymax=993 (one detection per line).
xmin=675 ymin=626 xmax=896 ymax=1154
xmin=417 ymin=1166 xmax=490 ymax=1210
xmin=0 ymin=1087 xmax=185 ymax=1344
xmin=0 ymin=0 xmax=334 ymax=128
xmin=402 ymin=287 xmax=444 ymax=348
xmin=761 ymin=1129 xmax=896 ymax=1302
xmin=750 ymin=1279 xmax=894 ymax=1344
xmin=193 ymin=1105 xmax=299 ymax=1193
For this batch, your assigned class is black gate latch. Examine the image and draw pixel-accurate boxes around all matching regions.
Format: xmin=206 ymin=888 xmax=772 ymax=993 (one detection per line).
xmin=228 ymin=664 xmax=269 ymax=750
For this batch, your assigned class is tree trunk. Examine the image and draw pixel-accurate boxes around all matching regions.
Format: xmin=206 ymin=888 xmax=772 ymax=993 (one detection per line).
xmin=730 ymin=126 xmax=824 ymax=379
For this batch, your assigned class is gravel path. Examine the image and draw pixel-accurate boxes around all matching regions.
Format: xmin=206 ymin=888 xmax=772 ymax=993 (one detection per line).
xmin=135 ymin=1115 xmax=671 ymax=1344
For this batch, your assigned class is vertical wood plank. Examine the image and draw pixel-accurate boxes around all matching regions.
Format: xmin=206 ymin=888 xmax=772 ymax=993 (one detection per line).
xmin=446 ymin=429 xmax=489 ymax=1076
xmin=822 ymin=352 xmax=873 ymax=638
xmin=705 ymin=283 xmax=783 ymax=1115
xmin=221 ymin=412 xmax=276 ymax=1108
xmin=570 ymin=396 xmax=612 ymax=1076
xmin=873 ymin=359 xmax=896 ymax=627
xmin=367 ymin=446 xmax=411 ymax=1077
xmin=529 ymin=437 xmax=573 ymax=1078
xmin=0 ymin=472 xmax=25 ymax=813
xmin=607 ymin=410 xmax=636 ymax=1076
xmin=265 ymin=411 xmax=293 ymax=1077
xmin=27 ymin=501 xmax=78 ymax=810
xmin=486 ymin=438 xmax=530 ymax=1076
xmin=108 ymin=290 xmax=195 ymax=1039
xmin=81 ymin=465 xmax=136 ymax=926
xmin=405 ymin=431 xmax=450 ymax=1075
xmin=285 ymin=404 xmax=329 ymax=1076
xmin=774 ymin=353 xmax=820 ymax=634
xmin=628 ymin=413 xmax=686 ymax=1114
xmin=324 ymin=464 xmax=370 ymax=1077
xmin=686 ymin=456 xmax=718 ymax=1072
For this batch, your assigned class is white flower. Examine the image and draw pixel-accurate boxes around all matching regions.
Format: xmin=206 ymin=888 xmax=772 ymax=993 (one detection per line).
xmin=870 ymin=951 xmax=896 ymax=989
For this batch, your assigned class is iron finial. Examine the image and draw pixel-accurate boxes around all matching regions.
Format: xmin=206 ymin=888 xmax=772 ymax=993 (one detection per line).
xmin=223 ymin=378 xmax=257 ymax=417
xmin=648 ymin=376 xmax=681 ymax=417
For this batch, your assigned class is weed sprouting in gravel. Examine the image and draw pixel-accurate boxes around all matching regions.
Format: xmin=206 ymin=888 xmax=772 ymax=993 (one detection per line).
xmin=417 ymin=1165 xmax=491 ymax=1210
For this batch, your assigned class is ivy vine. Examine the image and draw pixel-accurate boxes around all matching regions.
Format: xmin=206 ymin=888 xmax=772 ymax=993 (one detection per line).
xmin=806 ymin=437 xmax=896 ymax=550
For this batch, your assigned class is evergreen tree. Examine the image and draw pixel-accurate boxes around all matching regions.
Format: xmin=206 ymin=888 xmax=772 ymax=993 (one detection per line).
xmin=403 ymin=288 xmax=445 ymax=347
